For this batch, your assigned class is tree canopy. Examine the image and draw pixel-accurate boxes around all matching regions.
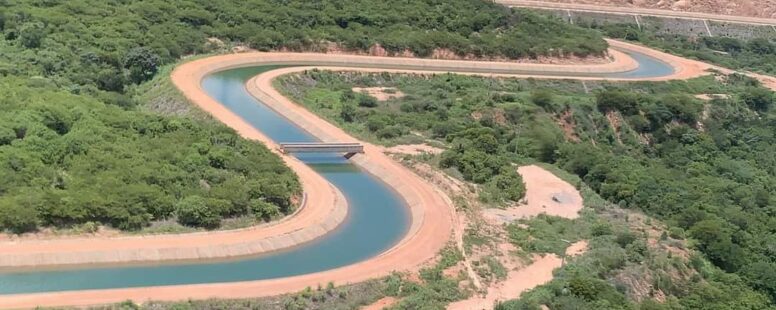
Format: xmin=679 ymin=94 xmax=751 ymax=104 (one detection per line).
xmin=0 ymin=77 xmax=300 ymax=232
xmin=277 ymin=71 xmax=776 ymax=307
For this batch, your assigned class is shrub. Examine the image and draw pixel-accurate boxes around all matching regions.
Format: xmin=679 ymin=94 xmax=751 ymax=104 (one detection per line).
xmin=530 ymin=89 xmax=554 ymax=110
xmin=250 ymin=199 xmax=280 ymax=219
xmin=0 ymin=201 xmax=40 ymax=234
xmin=591 ymin=222 xmax=614 ymax=236
xmin=175 ymin=196 xmax=221 ymax=228
xmin=668 ymin=227 xmax=685 ymax=239
xmin=357 ymin=95 xmax=378 ymax=107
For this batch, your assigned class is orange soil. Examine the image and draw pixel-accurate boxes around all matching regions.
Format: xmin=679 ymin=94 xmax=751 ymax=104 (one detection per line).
xmin=448 ymin=240 xmax=588 ymax=310
xmin=360 ymin=296 xmax=398 ymax=310
xmin=483 ymin=165 xmax=584 ymax=223
xmin=3 ymin=39 xmax=770 ymax=308
xmin=384 ymin=144 xmax=444 ymax=156
xmin=452 ymin=164 xmax=588 ymax=310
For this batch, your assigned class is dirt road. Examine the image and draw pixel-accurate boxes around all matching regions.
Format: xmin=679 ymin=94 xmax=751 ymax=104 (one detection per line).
xmin=499 ymin=0 xmax=776 ymax=25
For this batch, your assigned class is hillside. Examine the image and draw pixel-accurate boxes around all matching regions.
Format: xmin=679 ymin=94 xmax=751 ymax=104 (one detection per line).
xmin=0 ymin=0 xmax=609 ymax=235
xmin=276 ymin=70 xmax=776 ymax=308
xmin=543 ymin=0 xmax=776 ymax=19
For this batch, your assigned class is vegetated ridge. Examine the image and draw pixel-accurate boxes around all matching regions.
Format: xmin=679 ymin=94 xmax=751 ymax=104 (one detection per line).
xmin=584 ymin=18 xmax=776 ymax=75
xmin=0 ymin=0 xmax=607 ymax=234
xmin=276 ymin=70 xmax=776 ymax=309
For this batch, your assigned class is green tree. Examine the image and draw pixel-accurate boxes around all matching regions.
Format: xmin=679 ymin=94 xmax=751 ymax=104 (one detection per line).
xmin=123 ymin=47 xmax=161 ymax=84
xmin=18 ymin=22 xmax=45 ymax=49
xmin=249 ymin=199 xmax=280 ymax=219
xmin=358 ymin=95 xmax=378 ymax=107
xmin=530 ymin=89 xmax=554 ymax=110
xmin=340 ymin=103 xmax=356 ymax=122
xmin=0 ymin=199 xmax=40 ymax=233
xmin=740 ymin=87 xmax=774 ymax=112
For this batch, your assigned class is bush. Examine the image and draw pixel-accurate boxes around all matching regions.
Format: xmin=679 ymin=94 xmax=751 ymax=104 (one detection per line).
xmin=123 ymin=47 xmax=162 ymax=84
xmin=668 ymin=227 xmax=685 ymax=239
xmin=591 ymin=222 xmax=614 ymax=236
xmin=357 ymin=95 xmax=378 ymax=107
xmin=596 ymin=89 xmax=639 ymax=115
xmin=366 ymin=114 xmax=389 ymax=132
xmin=249 ymin=199 xmax=280 ymax=219
xmin=530 ymin=90 xmax=554 ymax=110
xmin=740 ymin=87 xmax=774 ymax=112
xmin=340 ymin=103 xmax=356 ymax=122
xmin=482 ymin=168 xmax=526 ymax=202
xmin=376 ymin=124 xmax=406 ymax=139
xmin=18 ymin=22 xmax=45 ymax=49
xmin=175 ymin=196 xmax=222 ymax=229
xmin=0 ymin=201 xmax=40 ymax=234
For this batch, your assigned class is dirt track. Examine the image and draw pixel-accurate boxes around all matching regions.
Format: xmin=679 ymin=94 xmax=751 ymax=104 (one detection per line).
xmin=0 ymin=40 xmax=754 ymax=308
xmin=499 ymin=0 xmax=776 ymax=25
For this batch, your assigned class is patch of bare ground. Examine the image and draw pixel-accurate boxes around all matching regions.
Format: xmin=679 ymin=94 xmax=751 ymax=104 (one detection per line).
xmin=605 ymin=110 xmax=624 ymax=145
xmin=447 ymin=165 xmax=588 ymax=309
xmin=448 ymin=241 xmax=588 ymax=310
xmin=268 ymin=41 xmax=613 ymax=65
xmin=557 ymin=109 xmax=581 ymax=142
xmin=472 ymin=107 xmax=509 ymax=126
xmin=483 ymin=165 xmax=584 ymax=224
xmin=694 ymin=93 xmax=730 ymax=101
xmin=323 ymin=42 xmax=612 ymax=65
xmin=360 ymin=296 xmax=398 ymax=310
xmin=697 ymin=103 xmax=713 ymax=131
xmin=600 ymin=207 xmax=696 ymax=302
xmin=393 ymin=155 xmax=593 ymax=309
xmin=352 ymin=87 xmax=405 ymax=101
xmin=384 ymin=144 xmax=444 ymax=156
xmin=391 ymin=157 xmax=483 ymax=292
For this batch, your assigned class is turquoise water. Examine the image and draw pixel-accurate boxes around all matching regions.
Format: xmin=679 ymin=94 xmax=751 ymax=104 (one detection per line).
xmin=0 ymin=50 xmax=674 ymax=294
xmin=609 ymin=49 xmax=675 ymax=79
xmin=0 ymin=67 xmax=410 ymax=294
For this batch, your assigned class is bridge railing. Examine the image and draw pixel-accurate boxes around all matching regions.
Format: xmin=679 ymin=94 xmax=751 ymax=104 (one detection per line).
xmin=279 ymin=142 xmax=364 ymax=158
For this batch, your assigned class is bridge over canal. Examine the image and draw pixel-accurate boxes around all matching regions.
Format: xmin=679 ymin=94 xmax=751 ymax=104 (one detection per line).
xmin=279 ymin=142 xmax=364 ymax=158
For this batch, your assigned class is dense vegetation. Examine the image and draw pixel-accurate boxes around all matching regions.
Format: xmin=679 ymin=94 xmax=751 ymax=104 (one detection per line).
xmin=0 ymin=0 xmax=609 ymax=233
xmin=277 ymin=71 xmax=776 ymax=308
xmin=277 ymin=70 xmax=528 ymax=204
xmin=0 ymin=77 xmax=299 ymax=233
xmin=589 ymin=22 xmax=776 ymax=75
xmin=0 ymin=0 xmax=606 ymax=92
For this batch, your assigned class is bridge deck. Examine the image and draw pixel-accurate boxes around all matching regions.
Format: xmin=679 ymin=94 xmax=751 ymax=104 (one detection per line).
xmin=279 ymin=142 xmax=364 ymax=156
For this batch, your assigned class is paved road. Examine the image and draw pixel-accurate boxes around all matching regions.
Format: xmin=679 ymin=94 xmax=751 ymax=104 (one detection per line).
xmin=498 ymin=0 xmax=776 ymax=26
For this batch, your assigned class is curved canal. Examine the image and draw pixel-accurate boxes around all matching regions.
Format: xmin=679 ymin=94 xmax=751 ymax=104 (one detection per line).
xmin=0 ymin=49 xmax=673 ymax=294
